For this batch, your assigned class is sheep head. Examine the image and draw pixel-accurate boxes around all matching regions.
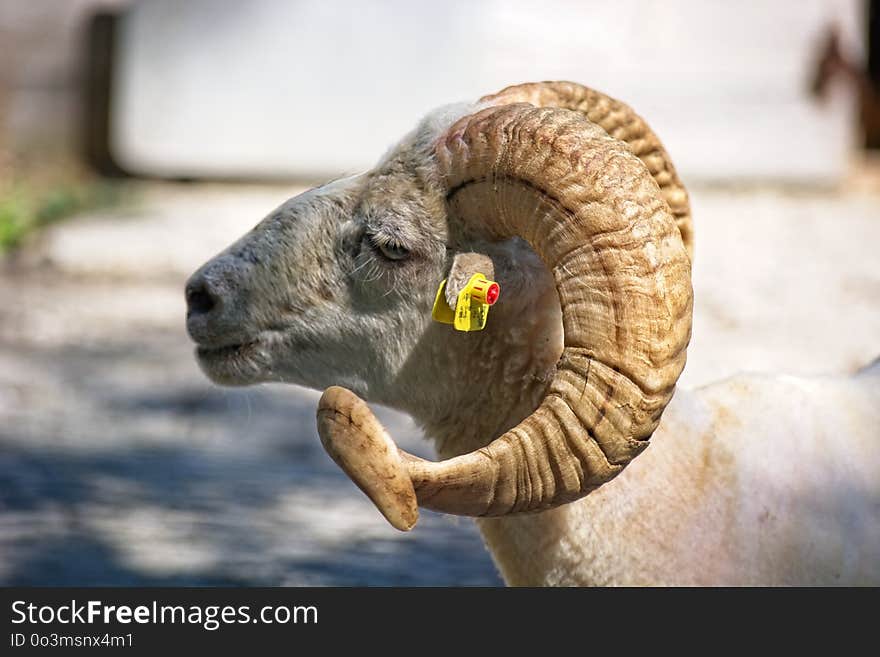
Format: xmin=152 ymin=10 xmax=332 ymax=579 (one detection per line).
xmin=185 ymin=82 xmax=693 ymax=531
xmin=185 ymin=108 xmax=455 ymax=394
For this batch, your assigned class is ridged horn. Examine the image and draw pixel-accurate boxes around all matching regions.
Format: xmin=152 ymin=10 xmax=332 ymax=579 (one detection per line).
xmin=317 ymin=83 xmax=693 ymax=530
xmin=480 ymin=82 xmax=693 ymax=258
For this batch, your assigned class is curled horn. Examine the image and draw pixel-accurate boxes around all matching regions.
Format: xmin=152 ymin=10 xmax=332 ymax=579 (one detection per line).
xmin=481 ymin=82 xmax=693 ymax=257
xmin=318 ymin=82 xmax=693 ymax=530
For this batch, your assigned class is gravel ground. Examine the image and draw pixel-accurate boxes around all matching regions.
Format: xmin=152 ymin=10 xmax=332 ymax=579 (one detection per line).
xmin=1 ymin=180 xmax=878 ymax=585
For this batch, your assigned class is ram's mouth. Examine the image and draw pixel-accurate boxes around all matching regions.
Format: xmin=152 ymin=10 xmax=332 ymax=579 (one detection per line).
xmin=196 ymin=340 xmax=257 ymax=359
xmin=194 ymin=337 xmax=268 ymax=385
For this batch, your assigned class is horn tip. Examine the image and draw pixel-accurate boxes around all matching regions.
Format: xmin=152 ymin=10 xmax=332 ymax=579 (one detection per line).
xmin=316 ymin=386 xmax=419 ymax=532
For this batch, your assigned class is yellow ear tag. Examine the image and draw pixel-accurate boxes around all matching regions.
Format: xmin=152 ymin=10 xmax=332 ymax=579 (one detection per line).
xmin=431 ymin=273 xmax=500 ymax=332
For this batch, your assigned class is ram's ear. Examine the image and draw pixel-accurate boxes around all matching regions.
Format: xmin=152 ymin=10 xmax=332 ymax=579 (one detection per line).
xmin=444 ymin=251 xmax=496 ymax=309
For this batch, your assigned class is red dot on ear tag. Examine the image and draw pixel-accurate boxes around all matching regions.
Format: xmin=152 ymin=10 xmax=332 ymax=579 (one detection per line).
xmin=485 ymin=283 xmax=500 ymax=305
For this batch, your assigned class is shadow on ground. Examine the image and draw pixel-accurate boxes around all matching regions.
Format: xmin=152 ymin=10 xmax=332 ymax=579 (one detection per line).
xmin=0 ymin=442 xmax=500 ymax=586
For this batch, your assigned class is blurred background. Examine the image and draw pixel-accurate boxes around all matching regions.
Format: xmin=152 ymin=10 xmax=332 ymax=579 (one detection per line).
xmin=1 ymin=0 xmax=878 ymax=585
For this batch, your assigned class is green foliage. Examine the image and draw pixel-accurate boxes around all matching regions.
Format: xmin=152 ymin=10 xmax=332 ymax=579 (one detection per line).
xmin=0 ymin=181 xmax=129 ymax=251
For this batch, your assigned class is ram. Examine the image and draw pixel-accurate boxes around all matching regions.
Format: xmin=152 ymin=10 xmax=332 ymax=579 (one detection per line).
xmin=185 ymin=82 xmax=880 ymax=586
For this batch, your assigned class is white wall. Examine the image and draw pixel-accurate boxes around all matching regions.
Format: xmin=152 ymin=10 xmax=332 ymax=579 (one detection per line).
xmin=112 ymin=0 xmax=865 ymax=182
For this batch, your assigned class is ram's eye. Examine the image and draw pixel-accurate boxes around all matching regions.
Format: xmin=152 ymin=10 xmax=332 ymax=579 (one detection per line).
xmin=370 ymin=236 xmax=410 ymax=261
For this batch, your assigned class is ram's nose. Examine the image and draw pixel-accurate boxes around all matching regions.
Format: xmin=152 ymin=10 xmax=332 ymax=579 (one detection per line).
xmin=185 ymin=255 xmax=251 ymax=345
xmin=185 ymin=275 xmax=219 ymax=318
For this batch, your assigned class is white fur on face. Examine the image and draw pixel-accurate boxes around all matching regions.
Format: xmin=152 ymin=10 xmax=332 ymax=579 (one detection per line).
xmin=188 ymin=110 xmax=463 ymax=397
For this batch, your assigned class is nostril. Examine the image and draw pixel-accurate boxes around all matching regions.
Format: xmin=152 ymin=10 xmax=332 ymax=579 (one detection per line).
xmin=186 ymin=281 xmax=216 ymax=315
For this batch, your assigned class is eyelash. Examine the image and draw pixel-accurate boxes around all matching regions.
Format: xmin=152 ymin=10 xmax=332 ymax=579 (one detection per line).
xmin=367 ymin=233 xmax=410 ymax=262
